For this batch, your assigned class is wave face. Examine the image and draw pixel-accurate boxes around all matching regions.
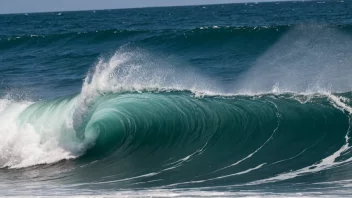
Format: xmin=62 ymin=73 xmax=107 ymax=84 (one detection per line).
xmin=2 ymin=1 xmax=352 ymax=197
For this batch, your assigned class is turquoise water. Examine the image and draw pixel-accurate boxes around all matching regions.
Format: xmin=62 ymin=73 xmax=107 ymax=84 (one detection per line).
xmin=1 ymin=1 xmax=352 ymax=197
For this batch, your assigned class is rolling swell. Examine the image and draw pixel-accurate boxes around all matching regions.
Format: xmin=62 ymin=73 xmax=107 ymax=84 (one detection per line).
xmin=0 ymin=29 xmax=149 ymax=50
xmin=2 ymin=25 xmax=347 ymax=50
xmin=4 ymin=25 xmax=352 ymax=47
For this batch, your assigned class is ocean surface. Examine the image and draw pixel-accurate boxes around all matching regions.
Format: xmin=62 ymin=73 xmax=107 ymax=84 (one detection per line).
xmin=1 ymin=1 xmax=352 ymax=197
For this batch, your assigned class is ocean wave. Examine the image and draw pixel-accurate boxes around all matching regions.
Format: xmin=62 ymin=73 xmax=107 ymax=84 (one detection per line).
xmin=0 ymin=49 xmax=352 ymax=179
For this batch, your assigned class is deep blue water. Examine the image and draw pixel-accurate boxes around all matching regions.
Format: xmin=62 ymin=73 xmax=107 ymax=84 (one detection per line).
xmin=1 ymin=1 xmax=352 ymax=197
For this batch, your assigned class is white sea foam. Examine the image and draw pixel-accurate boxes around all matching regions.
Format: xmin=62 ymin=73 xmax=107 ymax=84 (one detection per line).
xmin=78 ymin=48 xmax=223 ymax=105
xmin=0 ymin=99 xmax=76 ymax=168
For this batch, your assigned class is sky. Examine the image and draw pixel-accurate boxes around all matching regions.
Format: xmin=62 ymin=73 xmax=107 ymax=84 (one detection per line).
xmin=0 ymin=0 xmax=282 ymax=14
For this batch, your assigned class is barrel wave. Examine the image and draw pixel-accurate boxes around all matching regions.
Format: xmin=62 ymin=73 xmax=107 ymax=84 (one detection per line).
xmin=1 ymin=50 xmax=352 ymax=197
xmin=3 ymin=1 xmax=352 ymax=197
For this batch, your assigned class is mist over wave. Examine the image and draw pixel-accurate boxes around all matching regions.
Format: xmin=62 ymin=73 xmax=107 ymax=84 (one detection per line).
xmin=235 ymin=25 xmax=352 ymax=94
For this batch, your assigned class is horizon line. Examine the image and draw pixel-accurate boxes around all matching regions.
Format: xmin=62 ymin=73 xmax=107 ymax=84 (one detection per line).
xmin=0 ymin=0 xmax=304 ymax=15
